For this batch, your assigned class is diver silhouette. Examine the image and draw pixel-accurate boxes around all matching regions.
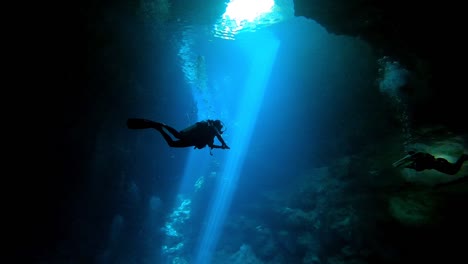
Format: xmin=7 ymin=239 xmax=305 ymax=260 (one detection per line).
xmin=127 ymin=118 xmax=230 ymax=155
xmin=393 ymin=151 xmax=468 ymax=175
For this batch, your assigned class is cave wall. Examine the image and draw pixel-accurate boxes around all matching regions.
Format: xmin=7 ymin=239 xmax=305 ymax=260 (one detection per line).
xmin=293 ymin=0 xmax=467 ymax=132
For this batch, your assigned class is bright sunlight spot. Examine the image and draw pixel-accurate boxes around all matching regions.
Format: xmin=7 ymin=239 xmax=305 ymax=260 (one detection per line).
xmin=224 ymin=0 xmax=275 ymax=26
xmin=213 ymin=0 xmax=295 ymax=40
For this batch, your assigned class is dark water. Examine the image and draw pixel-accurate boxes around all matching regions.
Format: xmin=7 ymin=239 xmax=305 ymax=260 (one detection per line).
xmin=14 ymin=1 xmax=467 ymax=264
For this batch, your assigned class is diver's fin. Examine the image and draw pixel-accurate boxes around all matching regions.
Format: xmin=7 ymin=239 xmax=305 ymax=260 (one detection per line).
xmin=392 ymin=154 xmax=413 ymax=168
xmin=127 ymin=118 xmax=160 ymax=129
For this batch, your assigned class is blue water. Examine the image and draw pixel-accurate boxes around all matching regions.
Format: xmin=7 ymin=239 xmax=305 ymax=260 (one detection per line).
xmin=18 ymin=1 xmax=468 ymax=264
xmin=49 ymin=2 xmax=399 ymax=264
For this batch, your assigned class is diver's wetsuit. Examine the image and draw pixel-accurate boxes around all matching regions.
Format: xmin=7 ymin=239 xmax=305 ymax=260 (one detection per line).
xmin=177 ymin=121 xmax=220 ymax=149
xmin=405 ymin=152 xmax=468 ymax=175
xmin=127 ymin=118 xmax=229 ymax=151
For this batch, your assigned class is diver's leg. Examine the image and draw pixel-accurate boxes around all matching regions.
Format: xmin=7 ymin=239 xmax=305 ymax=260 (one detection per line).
xmin=161 ymin=124 xmax=183 ymax=139
xmin=157 ymin=129 xmax=192 ymax=148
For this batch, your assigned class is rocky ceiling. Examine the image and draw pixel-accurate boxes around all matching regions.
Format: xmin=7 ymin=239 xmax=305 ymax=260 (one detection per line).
xmin=292 ymin=0 xmax=466 ymax=132
xmin=294 ymin=0 xmax=435 ymax=68
xmin=87 ymin=0 xmax=466 ymax=131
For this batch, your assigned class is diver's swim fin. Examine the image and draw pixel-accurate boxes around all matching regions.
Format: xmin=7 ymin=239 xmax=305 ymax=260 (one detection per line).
xmin=392 ymin=154 xmax=413 ymax=168
xmin=127 ymin=118 xmax=161 ymax=129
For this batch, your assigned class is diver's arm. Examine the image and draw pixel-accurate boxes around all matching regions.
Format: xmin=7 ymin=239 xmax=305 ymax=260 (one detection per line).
xmin=210 ymin=125 xmax=230 ymax=149
xmin=215 ymin=133 xmax=230 ymax=149
xmin=207 ymin=141 xmax=227 ymax=156
xmin=209 ymin=139 xmax=230 ymax=149
xmin=207 ymin=139 xmax=225 ymax=149
xmin=208 ymin=133 xmax=230 ymax=149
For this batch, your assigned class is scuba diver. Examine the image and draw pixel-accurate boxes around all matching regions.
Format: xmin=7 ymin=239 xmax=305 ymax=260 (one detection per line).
xmin=393 ymin=151 xmax=468 ymax=175
xmin=127 ymin=118 xmax=230 ymax=155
